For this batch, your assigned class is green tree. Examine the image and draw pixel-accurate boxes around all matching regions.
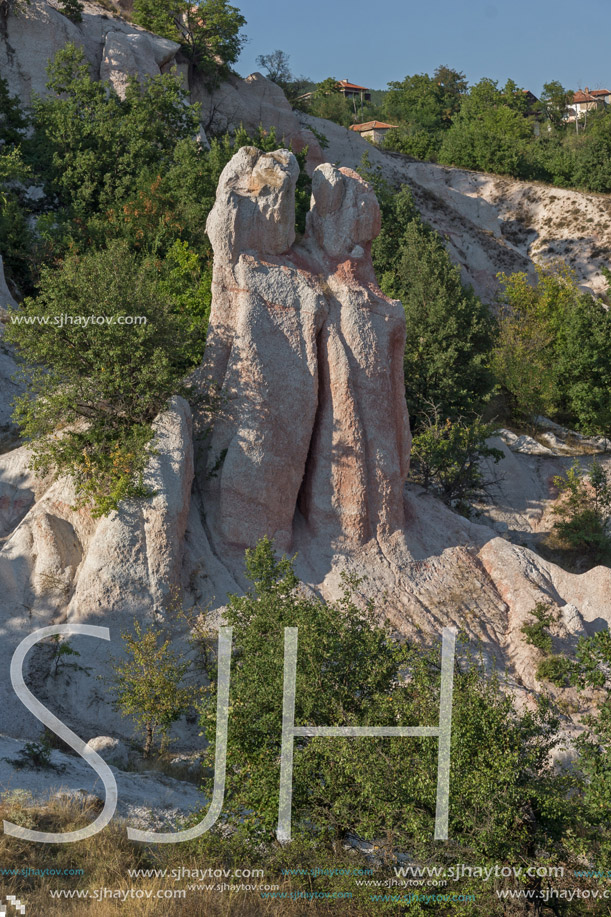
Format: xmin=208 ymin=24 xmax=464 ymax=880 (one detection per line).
xmin=255 ymin=49 xmax=292 ymax=86
xmin=359 ymin=157 xmax=495 ymax=425
xmin=307 ymin=77 xmax=353 ymax=127
xmin=494 ymin=266 xmax=611 ymax=432
xmin=384 ymin=66 xmax=467 ymax=143
xmin=438 ymin=77 xmax=535 ymax=178
xmin=31 ymin=44 xmax=200 ymax=223
xmin=521 ymin=603 xmax=556 ymax=654
xmin=570 ymin=110 xmax=611 ymax=193
xmin=0 ymin=147 xmax=34 ymax=293
xmin=132 ymin=0 xmax=246 ymax=84
xmin=538 ymin=80 xmax=572 ymax=128
xmin=109 ymin=621 xmax=193 ymax=757
xmin=550 ymin=460 xmax=611 ymax=566
xmin=0 ymin=74 xmax=28 ymax=146
xmin=5 ymin=242 xmax=202 ymax=516
xmin=410 ymin=407 xmax=503 ymax=514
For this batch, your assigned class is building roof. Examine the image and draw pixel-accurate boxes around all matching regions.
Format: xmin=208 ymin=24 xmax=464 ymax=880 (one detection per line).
xmin=350 ymin=121 xmax=398 ymax=132
xmin=338 ymin=80 xmax=370 ymax=92
xmin=573 ymin=88 xmax=611 ymax=104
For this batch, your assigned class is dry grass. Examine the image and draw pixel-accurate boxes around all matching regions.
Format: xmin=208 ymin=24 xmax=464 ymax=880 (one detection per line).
xmin=0 ymin=796 xmax=379 ymax=916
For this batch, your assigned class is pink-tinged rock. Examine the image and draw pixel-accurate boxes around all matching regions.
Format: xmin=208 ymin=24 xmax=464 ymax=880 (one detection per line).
xmin=199 ymin=149 xmax=410 ymax=553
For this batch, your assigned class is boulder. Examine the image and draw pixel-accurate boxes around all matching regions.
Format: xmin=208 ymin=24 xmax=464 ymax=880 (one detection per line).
xmin=86 ymin=735 xmax=130 ymax=769
xmin=100 ymin=29 xmax=180 ymax=99
xmin=0 ymin=397 xmax=195 ymax=741
xmin=0 ymin=0 xmax=180 ymax=103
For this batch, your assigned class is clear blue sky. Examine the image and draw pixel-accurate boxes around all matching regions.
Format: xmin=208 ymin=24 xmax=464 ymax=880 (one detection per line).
xmin=235 ymin=0 xmax=610 ymax=95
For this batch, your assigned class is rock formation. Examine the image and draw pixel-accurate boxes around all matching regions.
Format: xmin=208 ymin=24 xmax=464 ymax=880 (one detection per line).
xmin=200 ymin=147 xmax=410 ymax=554
xmin=1 ymin=0 xmax=181 ymax=103
xmin=0 ymin=397 xmax=194 ymax=741
xmin=191 ymin=71 xmax=324 ymax=174
xmin=1 ymin=3 xmax=611 ymax=804
xmin=195 ymin=146 xmax=611 ymax=707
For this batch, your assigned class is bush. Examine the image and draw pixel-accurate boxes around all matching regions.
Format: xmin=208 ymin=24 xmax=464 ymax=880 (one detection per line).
xmin=200 ymin=538 xmax=576 ymax=875
xmin=550 ymin=460 xmax=611 ymax=566
xmin=409 ymin=407 xmax=503 ymax=514
xmin=109 ymin=621 xmax=193 ymax=757
xmin=494 ymin=266 xmax=611 ymax=433
xmin=359 ymin=158 xmax=496 ymax=425
xmin=6 ymin=242 xmax=203 ymax=516
xmin=30 ymin=44 xmax=200 ymax=224
xmin=520 ymin=603 xmax=556 ymax=654
xmin=536 ymin=655 xmax=573 ymax=687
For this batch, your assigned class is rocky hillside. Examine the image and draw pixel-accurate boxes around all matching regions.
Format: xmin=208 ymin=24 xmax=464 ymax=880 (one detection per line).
xmin=296 ymin=115 xmax=611 ymax=303
xmin=1 ymin=0 xmax=611 ymax=816
xmin=3 ymin=0 xmax=610 ymax=305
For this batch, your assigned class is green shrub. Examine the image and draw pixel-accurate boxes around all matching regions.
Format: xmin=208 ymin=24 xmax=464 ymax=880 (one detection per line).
xmin=6 ymin=242 xmax=202 ymax=516
xmin=520 ymin=603 xmax=556 ymax=654
xmin=410 ymin=408 xmax=503 ymax=513
xmin=109 ymin=621 xmax=193 ymax=757
xmin=550 ymin=460 xmax=611 ymax=566
xmin=359 ymin=157 xmax=496 ymax=425
xmin=536 ymin=655 xmax=573 ymax=687
xmin=494 ymin=266 xmax=611 ymax=433
xmin=200 ymin=538 xmax=575 ymax=872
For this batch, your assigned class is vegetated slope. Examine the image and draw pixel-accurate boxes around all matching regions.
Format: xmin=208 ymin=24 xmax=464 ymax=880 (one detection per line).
xmin=298 ymin=112 xmax=611 ymax=303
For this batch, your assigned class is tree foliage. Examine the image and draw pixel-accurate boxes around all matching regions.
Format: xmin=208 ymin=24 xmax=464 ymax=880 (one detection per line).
xmin=410 ymin=407 xmax=503 ymax=514
xmin=494 ymin=266 xmax=611 ymax=433
xmin=5 ymin=242 xmax=202 ymax=516
xmin=550 ymin=460 xmax=611 ymax=567
xmin=199 ymin=538 xmax=586 ymax=890
xmin=109 ymin=621 xmax=193 ymax=757
xmin=132 ymin=0 xmax=246 ymax=84
xmin=361 ymin=158 xmax=495 ymax=425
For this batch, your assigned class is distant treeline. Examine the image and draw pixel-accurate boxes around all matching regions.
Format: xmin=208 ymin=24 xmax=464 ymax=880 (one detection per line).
xmin=258 ymin=54 xmax=611 ymax=194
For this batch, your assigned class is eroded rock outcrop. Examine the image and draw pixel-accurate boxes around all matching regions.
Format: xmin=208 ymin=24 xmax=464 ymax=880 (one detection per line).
xmin=195 ymin=146 xmax=611 ymax=708
xmin=0 ymin=0 xmax=180 ymax=103
xmin=192 ymin=72 xmax=324 ymax=174
xmin=0 ymin=396 xmax=194 ymax=740
xmin=200 ymin=147 xmax=410 ymax=554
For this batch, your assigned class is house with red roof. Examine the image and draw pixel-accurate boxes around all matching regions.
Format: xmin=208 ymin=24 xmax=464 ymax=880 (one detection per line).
xmin=568 ymin=87 xmax=611 ymax=121
xmin=337 ymin=80 xmax=371 ymax=103
xmin=350 ymin=120 xmax=397 ymax=144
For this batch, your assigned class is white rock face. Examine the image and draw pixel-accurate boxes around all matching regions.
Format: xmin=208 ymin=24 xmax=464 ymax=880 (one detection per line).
xmin=297 ymin=112 xmax=611 ymax=301
xmin=0 ymin=397 xmax=194 ymax=741
xmin=100 ymin=28 xmax=179 ymax=99
xmin=190 ymin=144 xmax=611 ymax=710
xmin=0 ymin=0 xmax=180 ymax=102
xmin=0 ymin=446 xmax=37 ymax=537
xmin=0 ymin=734 xmax=203 ymax=826
xmin=191 ymin=71 xmax=325 ymax=174
xmin=86 ymin=735 xmax=129 ymax=768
